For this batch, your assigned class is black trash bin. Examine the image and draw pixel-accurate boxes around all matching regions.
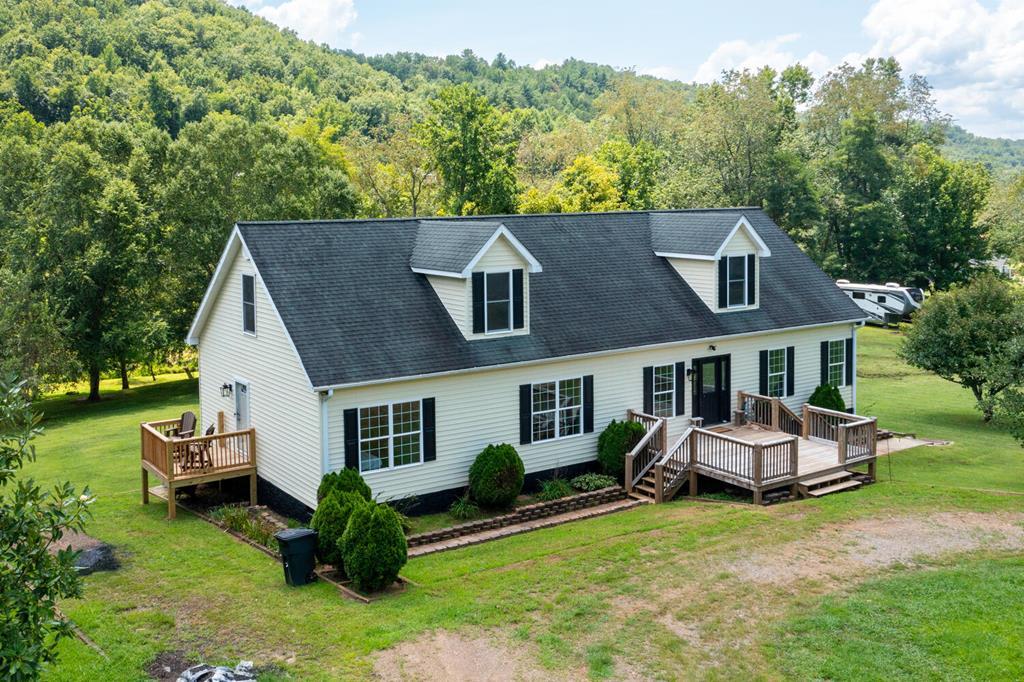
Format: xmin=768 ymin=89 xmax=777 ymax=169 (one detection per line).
xmin=275 ymin=528 xmax=318 ymax=586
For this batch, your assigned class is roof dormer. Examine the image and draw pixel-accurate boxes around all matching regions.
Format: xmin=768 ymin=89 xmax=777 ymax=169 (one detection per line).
xmin=652 ymin=213 xmax=770 ymax=313
xmin=411 ymin=221 xmax=541 ymax=339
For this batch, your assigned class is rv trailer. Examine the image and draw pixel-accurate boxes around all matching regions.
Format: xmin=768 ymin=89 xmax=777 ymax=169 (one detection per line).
xmin=836 ymin=280 xmax=924 ymax=325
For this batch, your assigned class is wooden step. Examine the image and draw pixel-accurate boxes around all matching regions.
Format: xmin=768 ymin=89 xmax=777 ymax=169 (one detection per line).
xmin=634 ymin=483 xmax=657 ymax=496
xmin=805 ymin=479 xmax=862 ymax=497
xmin=800 ymin=471 xmax=853 ymax=489
xmin=628 ymin=491 xmax=655 ymax=503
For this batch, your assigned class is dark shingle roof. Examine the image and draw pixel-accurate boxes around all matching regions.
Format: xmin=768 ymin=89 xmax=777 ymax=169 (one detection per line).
xmin=650 ymin=211 xmax=755 ymax=256
xmin=410 ymin=220 xmax=503 ymax=273
xmin=236 ymin=209 xmax=865 ymax=388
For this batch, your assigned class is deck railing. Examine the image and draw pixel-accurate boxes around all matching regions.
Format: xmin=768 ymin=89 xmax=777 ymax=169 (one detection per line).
xmin=140 ymin=418 xmax=255 ymax=482
xmin=838 ymin=418 xmax=877 ymax=463
xmin=624 ymin=410 xmax=666 ymax=492
xmin=652 ymin=427 xmax=694 ymax=502
xmin=736 ymin=391 xmax=804 ymax=436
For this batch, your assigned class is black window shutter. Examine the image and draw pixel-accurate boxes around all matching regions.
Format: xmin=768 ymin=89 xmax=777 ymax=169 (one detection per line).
xmin=759 ymin=350 xmax=769 ymax=395
xmin=512 ymin=269 xmax=524 ymax=329
xmin=845 ymin=337 xmax=854 ymax=386
xmin=343 ymin=408 xmax=359 ymax=470
xmin=674 ymin=362 xmax=686 ymax=416
xmin=717 ymin=258 xmax=728 ymax=308
xmin=642 ymin=366 xmax=654 ymax=414
xmin=582 ymin=375 xmax=594 ymax=433
xmin=472 ymin=272 xmax=485 ymax=333
xmin=786 ymin=346 xmax=795 ymax=396
xmin=519 ymin=384 xmax=532 ymax=445
xmin=746 ymin=254 xmax=756 ymax=304
xmin=820 ymin=341 xmax=829 ymax=386
xmin=422 ymin=398 xmax=436 ymax=461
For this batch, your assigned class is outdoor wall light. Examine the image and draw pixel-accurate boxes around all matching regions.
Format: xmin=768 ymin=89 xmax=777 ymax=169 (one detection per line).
xmin=220 ymin=383 xmax=233 ymax=397
xmin=708 ymin=344 xmax=717 ymax=351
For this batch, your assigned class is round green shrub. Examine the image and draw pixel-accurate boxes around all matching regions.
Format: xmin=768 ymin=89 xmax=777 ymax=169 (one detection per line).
xmin=597 ymin=419 xmax=647 ymax=478
xmin=468 ymin=443 xmax=525 ymax=509
xmin=317 ymin=468 xmax=372 ymax=503
xmin=569 ymin=472 xmax=618 ymax=492
xmin=809 ymin=383 xmax=847 ymax=412
xmin=309 ymin=490 xmax=366 ymax=568
xmin=339 ymin=503 xmax=408 ymax=593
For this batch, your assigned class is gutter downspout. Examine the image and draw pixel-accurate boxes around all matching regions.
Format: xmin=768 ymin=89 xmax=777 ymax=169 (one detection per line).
xmin=852 ymin=322 xmax=864 ymax=413
xmin=320 ymin=389 xmax=334 ymax=475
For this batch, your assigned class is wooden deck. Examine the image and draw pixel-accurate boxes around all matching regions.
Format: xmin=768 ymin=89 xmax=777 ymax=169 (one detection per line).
xmin=625 ymin=394 xmax=878 ymax=505
xmin=140 ymin=413 xmax=257 ymax=519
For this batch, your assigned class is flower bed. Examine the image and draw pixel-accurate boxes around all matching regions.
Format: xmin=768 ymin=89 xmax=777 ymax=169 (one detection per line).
xmin=406 ymin=486 xmax=625 ymax=548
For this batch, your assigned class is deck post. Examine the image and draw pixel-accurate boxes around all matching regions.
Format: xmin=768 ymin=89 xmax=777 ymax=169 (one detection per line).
xmin=217 ymin=410 xmax=225 ymax=433
xmin=688 ymin=429 xmax=698 ymax=496
xmin=165 ymin=440 xmax=176 ymax=520
xmin=753 ymin=443 xmax=764 ymax=487
xmin=141 ymin=467 xmax=149 ymax=504
xmin=837 ymin=424 xmax=848 ymax=465
xmin=654 ymin=464 xmax=664 ymax=503
xmin=770 ymin=398 xmax=780 ymax=431
xmin=624 ymin=454 xmax=635 ymax=494
xmin=801 ymin=404 xmax=810 ymax=439
xmin=789 ymin=436 xmax=799 ymax=477
xmin=249 ymin=472 xmax=258 ymax=506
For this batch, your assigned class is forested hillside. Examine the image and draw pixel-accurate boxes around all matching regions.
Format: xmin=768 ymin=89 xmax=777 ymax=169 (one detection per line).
xmin=944 ymin=126 xmax=1024 ymax=174
xmin=0 ymin=0 xmax=1020 ymax=397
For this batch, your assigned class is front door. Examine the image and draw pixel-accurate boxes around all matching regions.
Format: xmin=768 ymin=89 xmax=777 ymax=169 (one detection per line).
xmin=234 ymin=381 xmax=250 ymax=429
xmin=692 ymin=355 xmax=730 ymax=425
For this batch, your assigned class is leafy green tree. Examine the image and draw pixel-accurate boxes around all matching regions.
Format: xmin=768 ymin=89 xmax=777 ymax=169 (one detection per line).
xmin=895 ymin=144 xmax=990 ymax=288
xmin=597 ymin=139 xmax=660 ymax=209
xmin=900 ymin=273 xmax=1024 ymax=421
xmin=982 ymin=172 xmax=1024 ymax=263
xmin=420 ymin=84 xmax=519 ymax=215
xmin=347 ymin=115 xmax=438 ymax=217
xmin=0 ymin=377 xmax=93 ymax=680
xmin=519 ymin=155 xmax=623 ymax=213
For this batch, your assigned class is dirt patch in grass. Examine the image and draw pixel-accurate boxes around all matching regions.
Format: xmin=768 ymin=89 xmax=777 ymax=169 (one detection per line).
xmin=728 ymin=511 xmax=1024 ymax=586
xmin=374 ymin=630 xmax=586 ymax=681
xmin=146 ymin=650 xmax=196 ymax=681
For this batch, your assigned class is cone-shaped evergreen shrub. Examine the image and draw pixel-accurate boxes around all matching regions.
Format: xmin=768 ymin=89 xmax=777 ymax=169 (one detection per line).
xmin=316 ymin=468 xmax=372 ymax=503
xmin=808 ymin=383 xmax=847 ymax=412
xmin=468 ymin=443 xmax=524 ymax=509
xmin=597 ymin=419 xmax=647 ymax=478
xmin=339 ymin=503 xmax=408 ymax=593
xmin=310 ymin=490 xmax=367 ymax=568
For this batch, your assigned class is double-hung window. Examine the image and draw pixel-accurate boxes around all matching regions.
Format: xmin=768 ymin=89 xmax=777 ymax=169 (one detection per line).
xmin=727 ymin=256 xmax=748 ymax=307
xmin=828 ymin=339 xmax=846 ymax=387
xmin=358 ymin=400 xmax=422 ymax=472
xmin=484 ymin=271 xmax=511 ymax=333
xmin=767 ymin=348 xmax=786 ymax=398
xmin=241 ymin=274 xmax=256 ymax=334
xmin=653 ymin=365 xmax=674 ymax=418
xmin=531 ymin=377 xmax=582 ymax=442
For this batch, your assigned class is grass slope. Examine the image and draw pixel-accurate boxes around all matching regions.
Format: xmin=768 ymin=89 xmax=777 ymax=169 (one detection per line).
xmin=24 ymin=328 xmax=1024 ymax=680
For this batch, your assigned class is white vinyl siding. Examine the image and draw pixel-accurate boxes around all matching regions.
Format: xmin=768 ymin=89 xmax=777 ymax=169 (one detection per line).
xmin=326 ymin=323 xmax=857 ymax=501
xmin=667 ymin=258 xmax=716 ymax=309
xmin=196 ymin=248 xmax=322 ymax=508
xmin=426 ymin=275 xmax=468 ymax=330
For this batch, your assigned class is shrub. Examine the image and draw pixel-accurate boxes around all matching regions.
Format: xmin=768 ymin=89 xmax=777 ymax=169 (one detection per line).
xmin=536 ymin=477 xmax=574 ymax=501
xmin=569 ymin=473 xmax=618 ymax=492
xmin=448 ymin=492 xmax=479 ymax=521
xmin=340 ymin=503 xmax=408 ymax=593
xmin=310 ymin=491 xmax=367 ymax=568
xmin=597 ymin=419 xmax=647 ymax=478
xmin=808 ymin=383 xmax=846 ymax=412
xmin=468 ymin=443 xmax=525 ymax=509
xmin=317 ymin=468 xmax=372 ymax=503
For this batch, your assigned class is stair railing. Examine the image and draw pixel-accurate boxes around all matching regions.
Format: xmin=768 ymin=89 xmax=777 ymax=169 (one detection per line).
xmin=624 ymin=410 xmax=667 ymax=493
xmin=652 ymin=427 xmax=693 ymax=503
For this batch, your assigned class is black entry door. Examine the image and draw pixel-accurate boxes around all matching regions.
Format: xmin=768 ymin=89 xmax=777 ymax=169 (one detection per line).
xmin=692 ymin=355 xmax=731 ymax=425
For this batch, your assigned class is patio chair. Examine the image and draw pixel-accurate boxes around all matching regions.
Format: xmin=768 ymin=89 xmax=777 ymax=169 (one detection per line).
xmin=183 ymin=424 xmax=216 ymax=470
xmin=176 ymin=411 xmax=197 ymax=439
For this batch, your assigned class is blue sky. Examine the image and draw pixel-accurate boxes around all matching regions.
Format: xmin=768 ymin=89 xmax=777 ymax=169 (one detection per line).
xmin=227 ymin=0 xmax=1024 ymax=138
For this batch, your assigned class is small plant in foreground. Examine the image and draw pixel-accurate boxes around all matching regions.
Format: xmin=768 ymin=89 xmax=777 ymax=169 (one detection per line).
xmin=448 ymin=493 xmax=479 ymax=521
xmin=536 ymin=477 xmax=574 ymax=501
xmin=468 ymin=443 xmax=525 ymax=509
xmin=808 ymin=383 xmax=846 ymax=412
xmin=570 ymin=473 xmax=618 ymax=491
xmin=340 ymin=503 xmax=408 ymax=593
xmin=310 ymin=491 xmax=367 ymax=569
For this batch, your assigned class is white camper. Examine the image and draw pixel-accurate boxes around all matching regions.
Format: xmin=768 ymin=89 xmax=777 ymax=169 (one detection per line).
xmin=836 ymin=280 xmax=923 ymax=325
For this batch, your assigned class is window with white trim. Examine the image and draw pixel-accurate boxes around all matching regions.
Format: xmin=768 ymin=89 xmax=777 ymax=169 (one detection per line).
xmin=241 ymin=274 xmax=256 ymax=334
xmin=767 ymin=348 xmax=786 ymax=398
xmin=484 ymin=271 xmax=512 ymax=333
xmin=653 ymin=364 xmax=674 ymax=418
xmin=358 ymin=400 xmax=422 ymax=472
xmin=531 ymin=377 xmax=582 ymax=442
xmin=828 ymin=339 xmax=846 ymax=387
xmin=727 ymin=255 xmax=748 ymax=307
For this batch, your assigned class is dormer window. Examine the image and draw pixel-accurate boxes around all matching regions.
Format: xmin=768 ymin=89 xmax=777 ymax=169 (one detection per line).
xmin=485 ymin=271 xmax=511 ymax=333
xmin=718 ymin=254 xmax=756 ymax=310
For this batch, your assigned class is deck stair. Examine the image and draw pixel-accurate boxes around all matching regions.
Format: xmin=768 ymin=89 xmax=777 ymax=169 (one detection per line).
xmin=798 ymin=471 xmax=861 ymax=498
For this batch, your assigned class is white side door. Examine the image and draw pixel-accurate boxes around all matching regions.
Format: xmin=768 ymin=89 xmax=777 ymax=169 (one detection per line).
xmin=234 ymin=381 xmax=250 ymax=430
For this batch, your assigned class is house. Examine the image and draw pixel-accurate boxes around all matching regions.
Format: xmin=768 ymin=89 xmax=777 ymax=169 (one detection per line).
xmin=177 ymin=208 xmax=869 ymax=517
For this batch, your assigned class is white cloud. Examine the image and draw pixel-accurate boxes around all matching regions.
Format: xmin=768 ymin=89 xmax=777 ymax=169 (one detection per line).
xmin=852 ymin=0 xmax=1024 ymax=137
xmin=532 ymin=58 xmax=557 ymax=70
xmin=227 ymin=0 xmax=358 ymax=48
xmin=693 ymin=33 xmax=829 ymax=82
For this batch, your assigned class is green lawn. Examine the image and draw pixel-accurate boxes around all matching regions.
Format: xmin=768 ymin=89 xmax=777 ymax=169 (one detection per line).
xmin=26 ymin=327 xmax=1024 ymax=680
